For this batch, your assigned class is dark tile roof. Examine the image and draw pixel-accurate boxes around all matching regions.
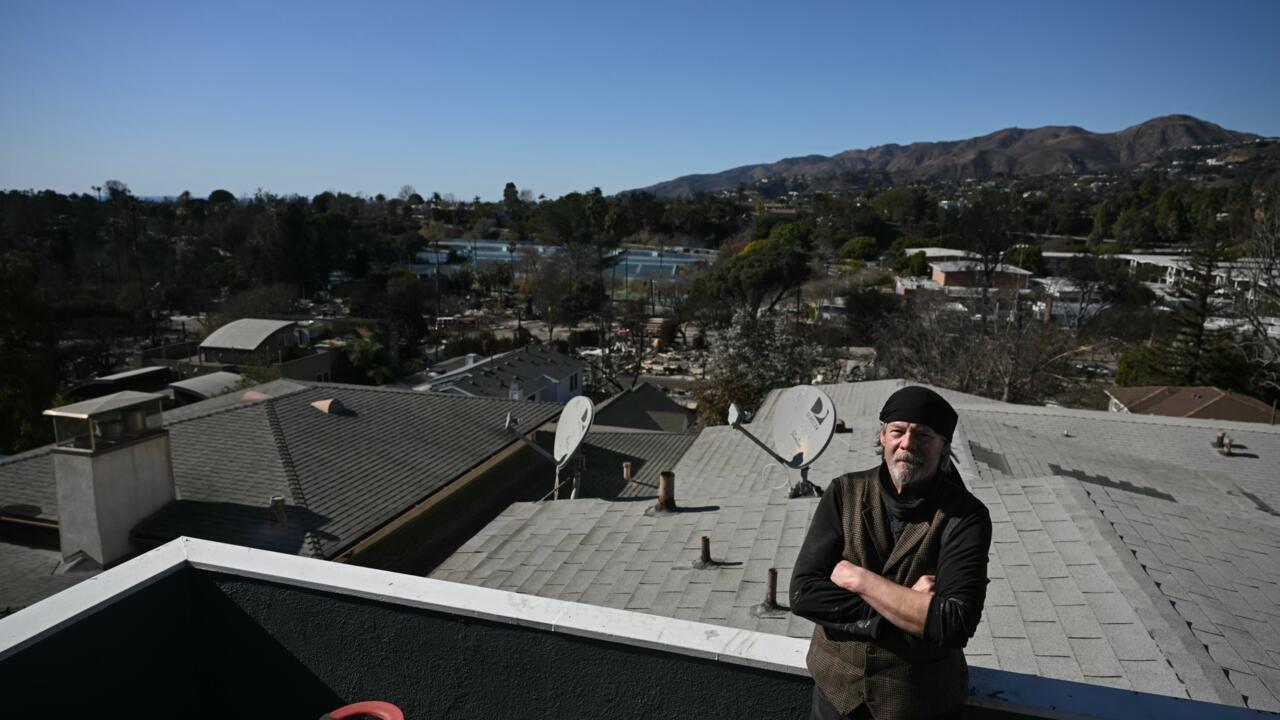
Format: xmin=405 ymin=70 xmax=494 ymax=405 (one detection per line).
xmin=139 ymin=384 xmax=564 ymax=557
xmin=0 ymin=382 xmax=563 ymax=561
xmin=593 ymin=382 xmax=696 ymax=433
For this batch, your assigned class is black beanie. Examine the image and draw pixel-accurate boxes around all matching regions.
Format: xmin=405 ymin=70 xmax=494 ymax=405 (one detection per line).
xmin=878 ymin=386 xmax=958 ymax=441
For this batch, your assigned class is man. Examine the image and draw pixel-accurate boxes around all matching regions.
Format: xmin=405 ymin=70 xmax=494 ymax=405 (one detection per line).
xmin=790 ymin=386 xmax=991 ymax=720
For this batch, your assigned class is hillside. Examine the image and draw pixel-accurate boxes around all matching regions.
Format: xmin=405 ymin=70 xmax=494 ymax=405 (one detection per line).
xmin=635 ymin=115 xmax=1258 ymax=197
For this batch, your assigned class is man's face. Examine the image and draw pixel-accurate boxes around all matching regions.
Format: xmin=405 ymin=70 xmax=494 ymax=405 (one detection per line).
xmin=881 ymin=421 xmax=945 ymax=492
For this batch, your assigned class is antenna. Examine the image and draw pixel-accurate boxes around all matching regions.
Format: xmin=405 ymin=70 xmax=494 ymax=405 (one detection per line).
xmin=727 ymin=385 xmax=836 ymax=498
xmin=503 ymin=395 xmax=595 ymax=500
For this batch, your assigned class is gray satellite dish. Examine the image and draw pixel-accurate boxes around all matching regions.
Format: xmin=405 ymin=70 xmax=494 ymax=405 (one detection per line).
xmin=553 ymin=395 xmax=594 ymax=468
xmin=727 ymin=385 xmax=836 ymax=497
xmin=502 ymin=395 xmax=595 ymax=501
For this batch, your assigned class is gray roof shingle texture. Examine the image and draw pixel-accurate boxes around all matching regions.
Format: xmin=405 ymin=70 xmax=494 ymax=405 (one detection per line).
xmin=434 ymin=379 xmax=1280 ymax=711
xmin=545 ymin=430 xmax=699 ymax=499
xmin=425 ymin=344 xmax=584 ymax=400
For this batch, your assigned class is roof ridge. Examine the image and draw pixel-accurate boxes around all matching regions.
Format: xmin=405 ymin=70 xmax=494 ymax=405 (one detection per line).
xmin=1127 ymin=385 xmax=1170 ymax=410
xmin=0 ymin=445 xmax=53 ymax=467
xmin=163 ymin=384 xmax=312 ymax=427
xmin=958 ymin=402 xmax=1280 ymax=433
xmin=263 ymin=398 xmax=324 ymax=558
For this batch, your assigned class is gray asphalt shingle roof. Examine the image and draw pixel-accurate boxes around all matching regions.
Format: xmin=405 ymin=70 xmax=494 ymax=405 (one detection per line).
xmin=537 ymin=429 xmax=699 ymax=499
xmin=0 ymin=540 xmax=85 ymax=618
xmin=434 ymin=379 xmax=1280 ymax=712
xmin=422 ymin=344 xmax=583 ymax=400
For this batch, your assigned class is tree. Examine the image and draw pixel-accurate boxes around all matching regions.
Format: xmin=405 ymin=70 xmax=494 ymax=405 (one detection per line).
xmin=0 ymin=255 xmax=58 ymax=454
xmin=874 ymin=291 xmax=1090 ymax=403
xmin=957 ymin=189 xmax=1018 ymax=334
xmin=838 ymin=236 xmax=879 ymax=262
xmin=386 ymin=269 xmax=429 ymax=351
xmin=1239 ymin=214 xmax=1280 ymax=398
xmin=843 ymin=286 xmax=901 ymax=345
xmin=346 ymin=333 xmax=395 ymax=385
xmin=208 ymin=189 xmax=236 ymax=205
xmin=1162 ymin=228 xmax=1231 ymax=385
xmin=692 ymin=238 xmax=812 ymax=321
xmin=697 ymin=309 xmax=819 ymax=426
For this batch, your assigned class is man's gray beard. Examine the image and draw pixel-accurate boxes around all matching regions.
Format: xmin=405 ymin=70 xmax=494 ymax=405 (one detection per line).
xmin=889 ymin=452 xmax=931 ymax=490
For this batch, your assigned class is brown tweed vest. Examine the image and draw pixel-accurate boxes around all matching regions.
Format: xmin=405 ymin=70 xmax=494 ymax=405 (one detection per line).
xmin=806 ymin=468 xmax=968 ymax=720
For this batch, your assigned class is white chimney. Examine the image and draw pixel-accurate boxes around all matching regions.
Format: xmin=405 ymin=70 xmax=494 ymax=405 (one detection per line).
xmin=44 ymin=391 xmax=175 ymax=567
xmin=509 ymin=379 xmax=523 ymax=401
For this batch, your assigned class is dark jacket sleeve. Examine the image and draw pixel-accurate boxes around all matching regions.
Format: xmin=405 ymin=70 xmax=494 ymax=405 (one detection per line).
xmin=922 ymin=503 xmax=992 ymax=648
xmin=789 ymin=478 xmax=882 ymax=640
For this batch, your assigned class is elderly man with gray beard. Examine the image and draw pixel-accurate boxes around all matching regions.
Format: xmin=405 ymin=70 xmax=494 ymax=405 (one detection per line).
xmin=791 ymin=386 xmax=991 ymax=720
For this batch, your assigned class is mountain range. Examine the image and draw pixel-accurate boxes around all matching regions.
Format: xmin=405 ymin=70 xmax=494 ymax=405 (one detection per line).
xmin=634 ymin=115 xmax=1257 ymax=197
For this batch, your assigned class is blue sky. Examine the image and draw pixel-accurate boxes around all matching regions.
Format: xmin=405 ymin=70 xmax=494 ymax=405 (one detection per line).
xmin=1 ymin=0 xmax=1277 ymax=200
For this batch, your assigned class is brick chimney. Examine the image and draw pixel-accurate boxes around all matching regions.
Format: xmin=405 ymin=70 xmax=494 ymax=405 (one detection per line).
xmin=43 ymin=391 xmax=176 ymax=567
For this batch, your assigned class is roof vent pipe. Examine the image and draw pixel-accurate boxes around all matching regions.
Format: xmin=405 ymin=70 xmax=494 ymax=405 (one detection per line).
xmin=1212 ymin=431 xmax=1225 ymax=449
xmin=656 ymin=471 xmax=676 ymax=512
xmin=622 ymin=462 xmax=632 ymax=482
xmin=752 ymin=567 xmax=787 ymax=617
xmin=270 ymin=496 xmax=288 ymax=528
xmin=644 ymin=471 xmax=679 ymax=517
xmin=690 ymin=535 xmax=716 ymax=569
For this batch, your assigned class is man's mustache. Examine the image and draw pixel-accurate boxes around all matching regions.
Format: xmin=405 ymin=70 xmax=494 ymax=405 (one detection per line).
xmin=893 ymin=452 xmax=923 ymax=465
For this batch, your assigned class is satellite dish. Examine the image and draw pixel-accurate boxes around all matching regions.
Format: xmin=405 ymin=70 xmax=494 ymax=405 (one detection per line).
xmin=725 ymin=384 xmax=836 ymax=498
xmin=553 ymin=395 xmax=594 ymax=467
xmin=770 ymin=385 xmax=836 ymax=470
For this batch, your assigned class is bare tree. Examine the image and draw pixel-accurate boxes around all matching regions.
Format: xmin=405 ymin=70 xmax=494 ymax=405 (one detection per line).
xmin=876 ymin=291 xmax=1095 ymax=403
xmin=1239 ymin=215 xmax=1280 ymax=395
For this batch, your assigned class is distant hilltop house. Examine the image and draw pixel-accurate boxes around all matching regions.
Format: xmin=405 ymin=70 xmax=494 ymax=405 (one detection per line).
xmin=407 ymin=344 xmax=584 ymax=403
xmin=930 ymin=260 xmax=1032 ymax=290
xmin=906 ymin=247 xmax=982 ymax=263
xmin=1106 ymin=385 xmax=1277 ymax=424
xmin=197 ymin=318 xmax=332 ymax=382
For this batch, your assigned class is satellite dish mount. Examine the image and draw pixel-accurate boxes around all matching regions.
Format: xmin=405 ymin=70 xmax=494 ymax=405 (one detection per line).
xmin=727 ymin=385 xmax=837 ymax=498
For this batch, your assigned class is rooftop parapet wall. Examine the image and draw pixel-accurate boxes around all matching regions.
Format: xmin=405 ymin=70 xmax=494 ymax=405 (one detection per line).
xmin=1 ymin=538 xmax=1271 ymax=720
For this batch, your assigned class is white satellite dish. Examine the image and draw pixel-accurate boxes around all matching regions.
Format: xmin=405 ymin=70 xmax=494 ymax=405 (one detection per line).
xmin=770 ymin=385 xmax=836 ymax=470
xmin=553 ymin=395 xmax=594 ymax=468
xmin=726 ymin=385 xmax=837 ymax=497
